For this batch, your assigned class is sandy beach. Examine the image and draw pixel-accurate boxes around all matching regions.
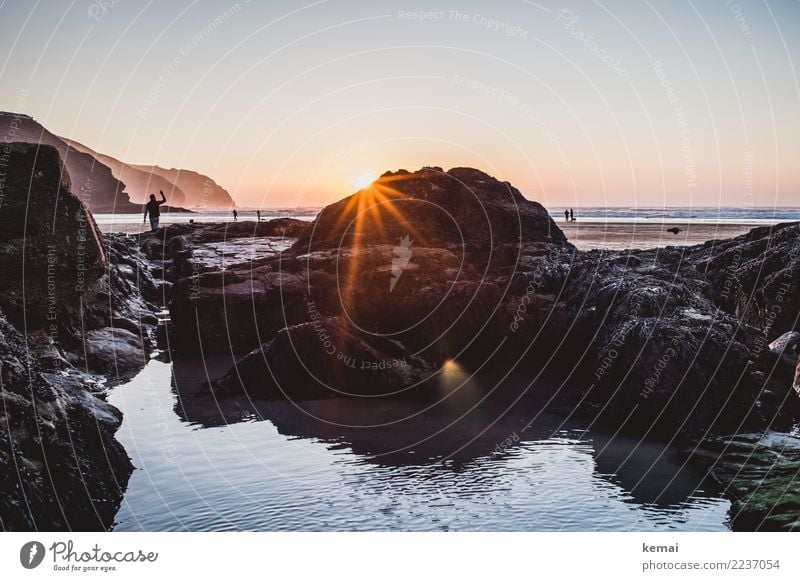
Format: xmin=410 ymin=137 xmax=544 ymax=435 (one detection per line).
xmin=558 ymin=221 xmax=779 ymax=251
xmin=96 ymin=214 xmax=788 ymax=253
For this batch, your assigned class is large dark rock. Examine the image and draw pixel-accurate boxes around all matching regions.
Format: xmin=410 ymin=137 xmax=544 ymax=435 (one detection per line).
xmin=168 ymin=168 xmax=570 ymax=359
xmin=0 ymin=314 xmax=132 ymax=531
xmin=169 ymin=241 xmax=524 ymax=363
xmin=169 ymin=265 xmax=308 ymax=355
xmin=694 ymin=222 xmax=800 ymax=338
xmin=294 ymin=166 xmax=568 ymax=271
xmin=0 ymin=142 xmax=164 ymax=530
xmin=0 ymin=142 xmax=106 ymax=329
xmin=80 ymin=327 xmax=149 ymax=377
xmin=166 ymin=166 xmax=800 ymax=446
xmin=0 ymin=143 xmax=156 ymax=376
xmin=556 ymin=247 xmax=767 ymax=436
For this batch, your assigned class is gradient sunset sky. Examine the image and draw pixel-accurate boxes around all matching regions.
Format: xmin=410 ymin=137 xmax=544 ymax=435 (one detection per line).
xmin=1 ymin=0 xmax=798 ymax=208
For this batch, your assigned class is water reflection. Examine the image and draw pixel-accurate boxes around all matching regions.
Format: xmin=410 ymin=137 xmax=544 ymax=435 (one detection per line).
xmin=107 ymin=355 xmax=729 ymax=530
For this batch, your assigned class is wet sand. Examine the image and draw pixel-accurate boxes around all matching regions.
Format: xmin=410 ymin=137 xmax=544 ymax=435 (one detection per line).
xmin=559 ymin=221 xmax=777 ymax=251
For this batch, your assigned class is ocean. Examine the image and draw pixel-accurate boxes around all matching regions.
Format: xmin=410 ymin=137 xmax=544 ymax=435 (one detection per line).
xmin=93 ymin=206 xmax=800 ymax=235
xmin=551 ymin=206 xmax=800 ymax=223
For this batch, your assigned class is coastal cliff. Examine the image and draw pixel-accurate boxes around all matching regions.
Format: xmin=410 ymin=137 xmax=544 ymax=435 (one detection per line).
xmin=0 ymin=111 xmax=234 ymax=212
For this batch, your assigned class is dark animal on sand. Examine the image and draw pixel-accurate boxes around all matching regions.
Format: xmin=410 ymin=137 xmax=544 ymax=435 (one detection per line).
xmin=666 ymin=227 xmax=682 ymax=235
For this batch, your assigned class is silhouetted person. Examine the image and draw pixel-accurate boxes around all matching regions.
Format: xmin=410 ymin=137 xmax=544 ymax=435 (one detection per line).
xmin=144 ymin=190 xmax=167 ymax=232
xmin=564 ymin=209 xmax=570 ymax=222
xmin=570 ymin=208 xmax=575 ymax=222
xmin=233 ymin=209 xmax=238 ymax=221
xmin=257 ymin=209 xmax=261 ymax=222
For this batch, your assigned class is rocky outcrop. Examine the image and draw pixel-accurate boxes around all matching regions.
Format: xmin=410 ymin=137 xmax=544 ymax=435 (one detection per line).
xmin=0 ymin=143 xmax=158 ymax=374
xmin=0 ymin=315 xmax=132 ymax=530
xmin=136 ymin=218 xmax=308 ymax=284
xmin=0 ymin=143 xmax=161 ymax=530
xmin=294 ymin=166 xmax=567 ymax=272
xmin=0 ymin=142 xmax=106 ymax=329
xmin=693 ymin=222 xmax=800 ymax=338
xmin=557 ymin=247 xmax=767 ymax=436
xmin=168 ymin=168 xmax=570 ymax=357
xmin=165 ymin=167 xmax=800 ymax=447
xmin=172 ymin=186 xmax=798 ymax=531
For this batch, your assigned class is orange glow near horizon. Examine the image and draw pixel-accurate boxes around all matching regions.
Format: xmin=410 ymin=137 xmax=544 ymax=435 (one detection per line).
xmin=4 ymin=3 xmax=798 ymax=208
xmin=353 ymin=173 xmax=379 ymax=190
xmin=332 ymin=173 xmax=427 ymax=244
xmin=337 ymin=174 xmax=431 ymax=315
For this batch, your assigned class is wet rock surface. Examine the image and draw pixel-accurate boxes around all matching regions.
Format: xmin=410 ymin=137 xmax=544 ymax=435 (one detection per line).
xmin=190 ymin=238 xmax=294 ymax=271
xmin=212 ymin=316 xmax=436 ymax=399
xmin=0 ymin=314 xmax=133 ymax=531
xmin=0 ymin=143 xmax=160 ymax=530
xmin=0 ymin=143 xmax=105 ymax=329
xmin=693 ymin=222 xmax=800 ymax=336
xmin=691 ymin=432 xmax=800 ymax=531
xmin=136 ymin=219 xmax=308 ymax=281
xmin=557 ymin=247 xmax=768 ymax=437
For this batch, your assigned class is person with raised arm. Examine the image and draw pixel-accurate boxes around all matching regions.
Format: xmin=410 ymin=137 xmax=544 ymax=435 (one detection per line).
xmin=143 ymin=190 xmax=167 ymax=232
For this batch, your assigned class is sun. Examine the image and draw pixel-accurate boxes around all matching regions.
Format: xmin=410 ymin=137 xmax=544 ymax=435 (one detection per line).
xmin=353 ymin=172 xmax=379 ymax=190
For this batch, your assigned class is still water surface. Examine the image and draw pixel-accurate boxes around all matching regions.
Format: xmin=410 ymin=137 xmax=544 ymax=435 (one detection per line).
xmin=108 ymin=355 xmax=731 ymax=531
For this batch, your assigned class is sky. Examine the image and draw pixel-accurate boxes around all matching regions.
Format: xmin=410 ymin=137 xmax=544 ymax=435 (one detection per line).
xmin=1 ymin=0 xmax=798 ymax=208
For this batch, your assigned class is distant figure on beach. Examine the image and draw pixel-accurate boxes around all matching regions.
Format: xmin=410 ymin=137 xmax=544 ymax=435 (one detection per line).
xmin=564 ymin=209 xmax=570 ymax=222
xmin=570 ymin=208 xmax=575 ymax=222
xmin=257 ymin=209 xmax=261 ymax=222
xmin=233 ymin=209 xmax=238 ymax=222
xmin=667 ymin=227 xmax=682 ymax=235
xmin=143 ymin=190 xmax=167 ymax=232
